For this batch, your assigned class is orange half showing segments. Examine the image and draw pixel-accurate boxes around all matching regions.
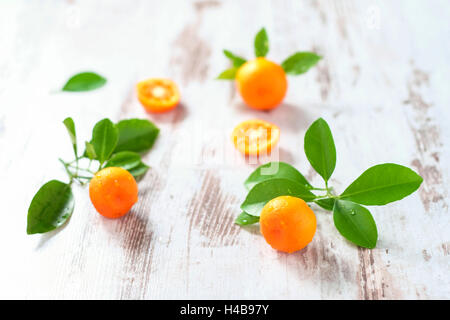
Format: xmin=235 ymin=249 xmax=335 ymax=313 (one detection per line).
xmin=231 ymin=119 xmax=280 ymax=156
xmin=136 ymin=78 xmax=180 ymax=113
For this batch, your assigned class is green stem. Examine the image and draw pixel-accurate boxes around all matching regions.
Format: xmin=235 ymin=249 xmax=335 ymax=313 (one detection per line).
xmin=323 ymin=180 xmax=336 ymax=198
xmin=314 ymin=194 xmax=338 ymax=200
xmin=67 ymin=156 xmax=82 ymax=165
xmin=59 ymin=158 xmax=74 ymax=182
xmin=67 ymin=163 xmax=95 ymax=174
xmin=59 ymin=158 xmax=93 ymax=184
xmin=75 ymin=175 xmax=93 ymax=180
xmin=310 ymin=187 xmax=328 ymax=191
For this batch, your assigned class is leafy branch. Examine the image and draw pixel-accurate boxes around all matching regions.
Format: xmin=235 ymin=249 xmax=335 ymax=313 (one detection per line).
xmin=27 ymin=117 xmax=159 ymax=234
xmin=218 ymin=27 xmax=321 ymax=79
xmin=235 ymin=118 xmax=423 ymax=249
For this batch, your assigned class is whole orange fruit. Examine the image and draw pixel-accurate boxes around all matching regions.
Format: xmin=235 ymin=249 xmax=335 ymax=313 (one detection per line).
xmin=236 ymin=57 xmax=287 ymax=110
xmin=89 ymin=167 xmax=138 ymax=219
xmin=260 ymin=196 xmax=316 ymax=253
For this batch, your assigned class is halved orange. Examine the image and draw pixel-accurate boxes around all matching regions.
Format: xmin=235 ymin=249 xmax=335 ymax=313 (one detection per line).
xmin=231 ymin=119 xmax=280 ymax=156
xmin=136 ymin=78 xmax=180 ymax=113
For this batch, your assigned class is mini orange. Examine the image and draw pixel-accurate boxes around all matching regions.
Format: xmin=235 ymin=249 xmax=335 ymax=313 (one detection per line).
xmin=260 ymin=196 xmax=316 ymax=253
xmin=231 ymin=119 xmax=280 ymax=156
xmin=236 ymin=58 xmax=287 ymax=110
xmin=89 ymin=167 xmax=138 ymax=219
xmin=136 ymin=78 xmax=180 ymax=113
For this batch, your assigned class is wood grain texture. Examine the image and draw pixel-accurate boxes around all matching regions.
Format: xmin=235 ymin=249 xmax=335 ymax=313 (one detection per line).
xmin=0 ymin=0 xmax=449 ymax=299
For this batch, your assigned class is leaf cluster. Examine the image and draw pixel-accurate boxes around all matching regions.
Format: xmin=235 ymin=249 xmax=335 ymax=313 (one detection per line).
xmin=218 ymin=27 xmax=321 ymax=79
xmin=236 ymin=118 xmax=423 ymax=249
xmin=27 ymin=117 xmax=159 ymax=234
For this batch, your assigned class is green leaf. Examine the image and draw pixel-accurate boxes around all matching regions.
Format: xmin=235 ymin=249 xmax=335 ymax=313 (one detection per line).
xmin=241 ymin=178 xmax=316 ymax=216
xmin=254 ymin=28 xmax=269 ymax=57
xmin=217 ymin=67 xmax=238 ymax=80
xmin=315 ymin=198 xmax=335 ymax=211
xmin=235 ymin=212 xmax=260 ymax=226
xmin=223 ymin=50 xmax=246 ymax=67
xmin=91 ymin=118 xmax=118 ymax=165
xmin=281 ymin=52 xmax=322 ymax=75
xmin=104 ymin=151 xmax=149 ymax=179
xmin=114 ymin=119 xmax=159 ymax=153
xmin=27 ymin=180 xmax=74 ymax=234
xmin=127 ymin=161 xmax=149 ymax=180
xmin=340 ymin=163 xmax=423 ymax=205
xmin=333 ymin=200 xmax=378 ymax=249
xmin=84 ymin=141 xmax=96 ymax=160
xmin=104 ymin=151 xmax=141 ymax=170
xmin=244 ymin=161 xmax=312 ymax=191
xmin=63 ymin=117 xmax=77 ymax=157
xmin=304 ymin=118 xmax=336 ymax=182
xmin=62 ymin=72 xmax=107 ymax=92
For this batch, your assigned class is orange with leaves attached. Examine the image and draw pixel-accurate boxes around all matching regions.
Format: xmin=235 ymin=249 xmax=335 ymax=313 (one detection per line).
xmin=219 ymin=28 xmax=321 ymax=109
xmin=89 ymin=167 xmax=138 ymax=219
xmin=260 ymin=196 xmax=316 ymax=253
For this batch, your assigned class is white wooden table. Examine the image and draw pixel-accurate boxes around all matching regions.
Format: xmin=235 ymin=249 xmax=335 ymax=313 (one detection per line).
xmin=0 ymin=0 xmax=449 ymax=299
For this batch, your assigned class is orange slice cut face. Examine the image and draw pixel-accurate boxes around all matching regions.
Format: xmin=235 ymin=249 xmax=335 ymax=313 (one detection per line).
xmin=231 ymin=119 xmax=280 ymax=156
xmin=136 ymin=78 xmax=180 ymax=113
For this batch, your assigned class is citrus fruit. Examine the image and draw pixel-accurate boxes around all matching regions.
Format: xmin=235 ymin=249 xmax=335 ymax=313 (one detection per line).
xmin=231 ymin=119 xmax=280 ymax=156
xmin=260 ymin=196 xmax=317 ymax=253
xmin=136 ymin=78 xmax=180 ymax=113
xmin=89 ymin=167 xmax=138 ymax=219
xmin=236 ymin=57 xmax=287 ymax=110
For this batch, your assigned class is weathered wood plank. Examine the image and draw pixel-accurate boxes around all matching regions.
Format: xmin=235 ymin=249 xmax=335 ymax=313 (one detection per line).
xmin=0 ymin=0 xmax=448 ymax=299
